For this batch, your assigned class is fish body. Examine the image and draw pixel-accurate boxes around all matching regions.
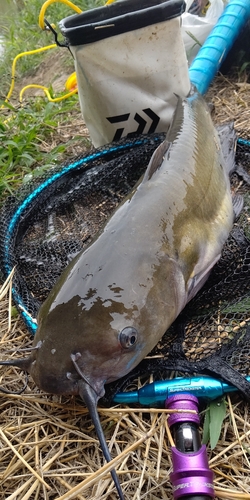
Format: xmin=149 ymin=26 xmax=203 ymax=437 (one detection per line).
xmin=29 ymin=91 xmax=234 ymax=399
xmin=0 ymin=91 xmax=236 ymax=499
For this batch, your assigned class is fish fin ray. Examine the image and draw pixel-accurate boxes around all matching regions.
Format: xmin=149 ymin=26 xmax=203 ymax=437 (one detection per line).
xmin=232 ymin=193 xmax=244 ymax=219
xmin=216 ymin=122 xmax=237 ymax=175
xmin=144 ymin=140 xmax=170 ymax=180
xmin=187 ymin=254 xmax=221 ymax=303
xmin=166 ymin=94 xmax=186 ymax=143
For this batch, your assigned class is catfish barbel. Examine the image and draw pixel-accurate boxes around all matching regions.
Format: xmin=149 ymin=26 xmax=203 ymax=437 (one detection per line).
xmin=0 ymin=90 xmax=239 ymax=499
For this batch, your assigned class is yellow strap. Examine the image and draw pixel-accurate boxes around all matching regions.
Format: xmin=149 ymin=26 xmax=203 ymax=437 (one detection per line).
xmin=3 ymin=45 xmax=57 ymax=105
xmin=4 ymin=0 xmax=117 ymax=106
xmin=19 ymin=84 xmax=77 ymax=103
xmin=39 ymin=0 xmax=82 ymax=30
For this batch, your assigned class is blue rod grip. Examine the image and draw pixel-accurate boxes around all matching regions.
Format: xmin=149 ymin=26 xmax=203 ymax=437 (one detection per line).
xmin=189 ymin=0 xmax=250 ymax=94
xmin=113 ymin=375 xmax=250 ymax=405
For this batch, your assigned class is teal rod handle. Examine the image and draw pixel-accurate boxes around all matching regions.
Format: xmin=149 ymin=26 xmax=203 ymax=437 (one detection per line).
xmin=113 ymin=375 xmax=250 ymax=405
xmin=189 ymin=0 xmax=250 ymax=94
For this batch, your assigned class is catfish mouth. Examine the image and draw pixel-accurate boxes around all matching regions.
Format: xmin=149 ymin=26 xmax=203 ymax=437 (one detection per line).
xmin=71 ymin=352 xmax=106 ymax=398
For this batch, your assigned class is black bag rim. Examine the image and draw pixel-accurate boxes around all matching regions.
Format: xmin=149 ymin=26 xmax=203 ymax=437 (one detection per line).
xmin=59 ymin=0 xmax=185 ymax=46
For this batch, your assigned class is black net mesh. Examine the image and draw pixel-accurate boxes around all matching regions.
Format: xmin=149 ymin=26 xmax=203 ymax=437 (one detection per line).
xmin=0 ymin=133 xmax=250 ymax=400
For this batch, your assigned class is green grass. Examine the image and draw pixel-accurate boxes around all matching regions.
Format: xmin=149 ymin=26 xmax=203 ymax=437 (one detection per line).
xmin=0 ymin=95 xmax=87 ymax=197
xmin=0 ymin=0 xmax=105 ymax=88
xmin=0 ymin=0 xmax=106 ymax=200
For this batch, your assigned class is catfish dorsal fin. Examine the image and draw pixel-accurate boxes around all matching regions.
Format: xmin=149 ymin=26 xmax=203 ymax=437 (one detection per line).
xmin=144 ymin=94 xmax=187 ymax=181
xmin=165 ymin=93 xmax=186 ymax=143
xmin=144 ymin=140 xmax=171 ymax=180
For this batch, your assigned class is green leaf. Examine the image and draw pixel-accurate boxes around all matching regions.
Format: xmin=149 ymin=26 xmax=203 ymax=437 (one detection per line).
xmin=208 ymin=398 xmax=227 ymax=450
xmin=185 ymin=30 xmax=202 ymax=47
xmin=222 ymin=296 xmax=250 ymax=314
xmin=11 ymin=306 xmax=19 ymax=318
xmin=202 ymin=407 xmax=211 ymax=445
xmin=0 ymin=101 xmax=16 ymax=111
xmin=239 ymin=61 xmax=250 ymax=75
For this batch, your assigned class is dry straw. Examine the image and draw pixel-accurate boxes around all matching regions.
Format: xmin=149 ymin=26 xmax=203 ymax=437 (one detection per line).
xmin=0 ymin=76 xmax=250 ymax=499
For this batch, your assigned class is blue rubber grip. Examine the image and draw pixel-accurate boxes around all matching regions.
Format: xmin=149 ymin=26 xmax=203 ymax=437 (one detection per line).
xmin=189 ymin=0 xmax=250 ymax=94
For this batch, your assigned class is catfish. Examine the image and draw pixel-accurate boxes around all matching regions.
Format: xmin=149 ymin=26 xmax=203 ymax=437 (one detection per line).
xmin=0 ymin=90 xmax=240 ymax=499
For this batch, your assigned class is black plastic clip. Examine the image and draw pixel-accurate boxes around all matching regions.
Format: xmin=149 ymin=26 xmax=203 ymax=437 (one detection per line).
xmin=44 ymin=18 xmax=68 ymax=48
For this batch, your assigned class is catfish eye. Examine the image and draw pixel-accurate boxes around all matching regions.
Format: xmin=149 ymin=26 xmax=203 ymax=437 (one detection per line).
xmin=119 ymin=327 xmax=138 ymax=349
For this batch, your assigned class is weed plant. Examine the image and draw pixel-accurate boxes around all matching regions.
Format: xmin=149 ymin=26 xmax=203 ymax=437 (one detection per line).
xmin=0 ymin=0 xmax=104 ymax=201
xmin=0 ymin=0 xmax=105 ymax=87
xmin=0 ymin=94 xmax=89 ymax=199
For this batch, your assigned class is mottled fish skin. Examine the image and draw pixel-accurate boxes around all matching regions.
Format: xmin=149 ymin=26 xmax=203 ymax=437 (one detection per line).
xmin=29 ymin=91 xmax=234 ymax=400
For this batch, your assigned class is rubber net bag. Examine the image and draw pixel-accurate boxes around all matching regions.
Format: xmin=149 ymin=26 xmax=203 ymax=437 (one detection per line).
xmin=59 ymin=0 xmax=190 ymax=146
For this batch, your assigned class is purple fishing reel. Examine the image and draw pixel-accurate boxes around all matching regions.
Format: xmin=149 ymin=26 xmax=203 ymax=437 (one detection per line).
xmin=165 ymin=394 xmax=214 ymax=499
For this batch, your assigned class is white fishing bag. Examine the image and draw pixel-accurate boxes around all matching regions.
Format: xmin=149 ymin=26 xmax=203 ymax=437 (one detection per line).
xmin=59 ymin=0 xmax=190 ymax=147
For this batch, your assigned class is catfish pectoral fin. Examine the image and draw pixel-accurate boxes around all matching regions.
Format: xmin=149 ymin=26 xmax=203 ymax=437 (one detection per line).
xmin=79 ymin=380 xmax=125 ymax=500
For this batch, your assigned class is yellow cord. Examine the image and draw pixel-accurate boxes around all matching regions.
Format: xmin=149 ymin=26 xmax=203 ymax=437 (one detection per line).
xmin=65 ymin=72 xmax=77 ymax=90
xmin=39 ymin=0 xmax=82 ymax=30
xmin=3 ymin=45 xmax=57 ymax=105
xmin=19 ymin=84 xmax=77 ymax=102
xmin=3 ymin=0 xmax=117 ymax=105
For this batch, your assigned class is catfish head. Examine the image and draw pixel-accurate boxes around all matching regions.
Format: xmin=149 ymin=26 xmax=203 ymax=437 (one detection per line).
xmin=0 ymin=250 xmax=185 ymax=500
